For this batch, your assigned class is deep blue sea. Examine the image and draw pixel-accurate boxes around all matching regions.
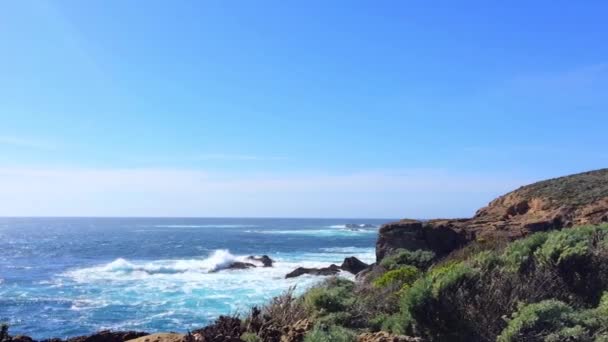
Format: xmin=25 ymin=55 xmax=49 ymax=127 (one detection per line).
xmin=0 ymin=217 xmax=388 ymax=339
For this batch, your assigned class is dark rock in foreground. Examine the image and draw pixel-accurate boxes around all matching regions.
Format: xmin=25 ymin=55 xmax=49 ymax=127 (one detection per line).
xmin=191 ymin=316 xmax=242 ymax=342
xmin=285 ymin=264 xmax=341 ymax=278
xmin=66 ymin=331 xmax=148 ymax=342
xmin=0 ymin=328 xmax=149 ymax=342
xmin=340 ymin=256 xmax=369 ymax=275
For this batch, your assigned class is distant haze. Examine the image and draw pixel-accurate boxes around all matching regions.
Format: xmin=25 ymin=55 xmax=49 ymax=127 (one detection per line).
xmin=0 ymin=1 xmax=606 ymax=217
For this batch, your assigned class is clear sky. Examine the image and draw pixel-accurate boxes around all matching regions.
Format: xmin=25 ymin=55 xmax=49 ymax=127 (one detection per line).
xmin=0 ymin=1 xmax=607 ymax=218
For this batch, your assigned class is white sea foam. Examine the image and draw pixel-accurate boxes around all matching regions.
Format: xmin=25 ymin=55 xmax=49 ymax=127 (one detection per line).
xmin=55 ymin=247 xmax=374 ymax=333
xmin=249 ymin=228 xmax=376 ymax=237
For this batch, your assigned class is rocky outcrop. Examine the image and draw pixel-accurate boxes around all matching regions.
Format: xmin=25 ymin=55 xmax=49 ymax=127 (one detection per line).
xmin=285 ymin=264 xmax=341 ymax=278
xmin=375 ymin=219 xmax=470 ymax=261
xmin=377 ymin=169 xmax=608 ymax=262
xmin=247 ymin=255 xmax=274 ymax=267
xmin=223 ymin=261 xmax=256 ymax=270
xmin=340 ymin=257 xmax=369 ymax=275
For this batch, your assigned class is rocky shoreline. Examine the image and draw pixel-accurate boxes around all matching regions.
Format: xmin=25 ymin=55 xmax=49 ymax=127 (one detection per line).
xmin=4 ymin=169 xmax=608 ymax=342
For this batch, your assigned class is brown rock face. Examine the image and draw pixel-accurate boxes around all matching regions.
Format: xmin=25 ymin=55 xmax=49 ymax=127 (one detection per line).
xmin=376 ymin=219 xmax=470 ymax=261
xmin=377 ymin=169 xmax=608 ymax=261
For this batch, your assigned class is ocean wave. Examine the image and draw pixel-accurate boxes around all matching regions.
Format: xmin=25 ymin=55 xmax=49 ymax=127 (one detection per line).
xmin=95 ymin=250 xmax=249 ymax=276
xmin=248 ymin=228 xmax=376 ymax=237
xmin=328 ymin=224 xmax=377 ymax=229
xmin=320 ymin=246 xmax=375 ymax=254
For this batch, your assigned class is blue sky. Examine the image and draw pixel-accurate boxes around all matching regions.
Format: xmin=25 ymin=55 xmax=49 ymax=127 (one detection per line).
xmin=0 ymin=1 xmax=607 ymax=217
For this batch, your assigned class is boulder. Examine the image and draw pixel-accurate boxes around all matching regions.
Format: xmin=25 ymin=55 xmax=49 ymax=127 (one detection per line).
xmin=224 ymin=262 xmax=256 ymax=270
xmin=285 ymin=264 xmax=341 ymax=278
xmin=68 ymin=331 xmax=149 ymax=342
xmin=12 ymin=337 xmax=35 ymax=342
xmin=340 ymin=257 xmax=369 ymax=275
xmin=247 ymin=255 xmax=274 ymax=267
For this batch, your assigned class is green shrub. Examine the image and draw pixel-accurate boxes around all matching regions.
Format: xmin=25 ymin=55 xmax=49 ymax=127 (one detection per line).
xmin=501 ymin=232 xmax=548 ymax=272
xmin=369 ymin=313 xmax=410 ymax=335
xmin=380 ymin=249 xmax=435 ymax=270
xmin=427 ymin=261 xmax=476 ymax=297
xmin=497 ymin=300 xmax=576 ymax=342
xmin=240 ymin=332 xmax=262 ymax=342
xmin=316 ymin=311 xmax=354 ymax=326
xmin=302 ymin=277 xmax=356 ymax=320
xmin=303 ymin=324 xmax=357 ymax=342
xmin=372 ymin=266 xmax=420 ymax=289
xmin=534 ymin=226 xmax=599 ymax=266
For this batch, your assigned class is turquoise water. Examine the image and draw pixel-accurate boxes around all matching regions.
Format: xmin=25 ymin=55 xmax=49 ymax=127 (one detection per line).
xmin=0 ymin=218 xmax=386 ymax=339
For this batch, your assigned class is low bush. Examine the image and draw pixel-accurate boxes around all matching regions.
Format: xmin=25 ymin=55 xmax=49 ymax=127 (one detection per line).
xmin=372 ymin=265 xmax=420 ymax=289
xmin=380 ymin=249 xmax=435 ymax=270
xmin=303 ymin=278 xmax=355 ymax=315
xmin=243 ymin=287 xmax=306 ymax=342
xmin=497 ymin=300 xmax=576 ymax=342
xmin=391 ymin=225 xmax=608 ymax=341
xmin=303 ymin=324 xmax=357 ymax=342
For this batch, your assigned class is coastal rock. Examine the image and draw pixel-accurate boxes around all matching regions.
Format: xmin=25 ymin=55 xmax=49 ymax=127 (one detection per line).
xmin=224 ymin=261 xmax=256 ymax=270
xmin=191 ymin=316 xmax=243 ymax=342
xmin=340 ymin=256 xmax=369 ymax=275
xmin=125 ymin=334 xmax=187 ymax=342
xmin=11 ymin=337 xmax=35 ymax=342
xmin=247 ymin=255 xmax=274 ymax=267
xmin=68 ymin=331 xmax=149 ymax=342
xmin=376 ymin=169 xmax=608 ymax=262
xmin=285 ymin=264 xmax=341 ymax=278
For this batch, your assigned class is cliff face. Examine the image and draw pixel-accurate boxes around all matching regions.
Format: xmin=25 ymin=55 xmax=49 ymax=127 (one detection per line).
xmin=377 ymin=169 xmax=608 ymax=261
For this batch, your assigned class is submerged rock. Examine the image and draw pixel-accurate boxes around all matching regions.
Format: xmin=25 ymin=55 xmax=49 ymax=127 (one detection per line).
xmin=224 ymin=262 xmax=256 ymax=270
xmin=340 ymin=256 xmax=369 ymax=275
xmin=285 ymin=264 xmax=341 ymax=278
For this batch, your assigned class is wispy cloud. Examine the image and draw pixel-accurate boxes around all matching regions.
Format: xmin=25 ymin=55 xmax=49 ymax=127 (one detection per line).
xmin=189 ymin=154 xmax=287 ymax=161
xmin=0 ymin=166 xmax=531 ymax=218
xmin=0 ymin=136 xmax=56 ymax=150
xmin=131 ymin=153 xmax=287 ymax=164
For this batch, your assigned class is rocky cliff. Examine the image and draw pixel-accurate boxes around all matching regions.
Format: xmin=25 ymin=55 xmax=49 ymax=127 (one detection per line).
xmin=377 ymin=168 xmax=608 ymax=261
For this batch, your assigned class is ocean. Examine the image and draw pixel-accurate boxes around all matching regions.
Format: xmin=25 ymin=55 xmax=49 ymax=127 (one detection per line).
xmin=0 ymin=217 xmax=388 ymax=339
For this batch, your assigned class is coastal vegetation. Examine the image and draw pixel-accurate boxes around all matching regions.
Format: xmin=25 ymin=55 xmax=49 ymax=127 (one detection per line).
xmin=231 ymin=224 xmax=608 ymax=341
xmin=3 ymin=169 xmax=608 ymax=341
